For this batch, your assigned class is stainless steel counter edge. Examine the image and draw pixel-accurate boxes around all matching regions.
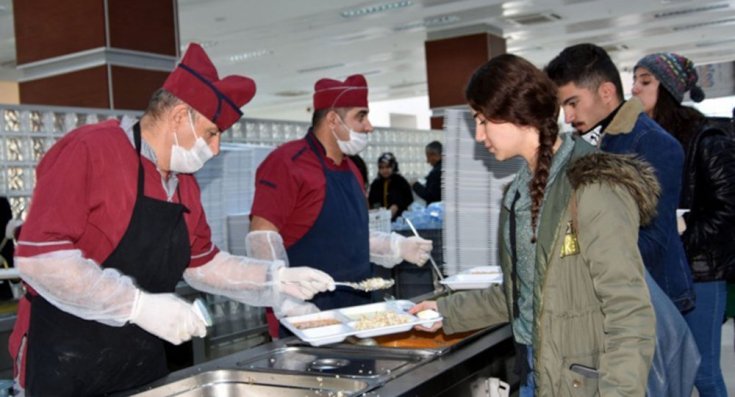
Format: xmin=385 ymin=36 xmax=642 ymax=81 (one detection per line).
xmin=124 ymin=289 xmax=516 ymax=396
xmin=364 ymin=324 xmax=512 ymax=396
xmin=123 ymin=322 xmax=513 ymax=396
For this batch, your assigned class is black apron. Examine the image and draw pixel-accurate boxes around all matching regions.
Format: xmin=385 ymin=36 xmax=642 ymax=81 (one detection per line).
xmin=25 ymin=123 xmax=191 ymax=396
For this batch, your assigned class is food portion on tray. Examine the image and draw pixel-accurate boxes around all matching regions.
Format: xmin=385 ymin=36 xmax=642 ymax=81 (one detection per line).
xmin=440 ymin=265 xmax=504 ymax=290
xmin=280 ymin=301 xmax=442 ymax=346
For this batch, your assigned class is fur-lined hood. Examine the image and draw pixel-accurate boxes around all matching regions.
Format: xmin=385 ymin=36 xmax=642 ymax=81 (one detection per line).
xmin=567 ymin=152 xmax=660 ymax=226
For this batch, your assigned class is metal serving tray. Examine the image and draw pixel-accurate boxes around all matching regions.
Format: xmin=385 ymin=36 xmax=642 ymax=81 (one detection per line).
xmin=236 ymin=345 xmax=436 ymax=382
xmin=130 ymin=369 xmax=369 ymax=397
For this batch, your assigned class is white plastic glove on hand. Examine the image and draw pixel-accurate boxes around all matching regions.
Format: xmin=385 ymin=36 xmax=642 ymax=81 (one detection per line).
xmin=129 ymin=291 xmax=207 ymax=345
xmin=276 ymin=267 xmax=335 ymax=300
xmin=399 ymin=236 xmax=433 ymax=266
xmin=275 ymin=297 xmax=321 ymax=318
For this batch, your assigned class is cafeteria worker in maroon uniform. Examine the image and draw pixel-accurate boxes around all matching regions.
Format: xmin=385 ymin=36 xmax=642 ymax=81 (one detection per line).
xmin=8 ymin=43 xmax=334 ymax=396
xmin=247 ymin=74 xmax=433 ymax=335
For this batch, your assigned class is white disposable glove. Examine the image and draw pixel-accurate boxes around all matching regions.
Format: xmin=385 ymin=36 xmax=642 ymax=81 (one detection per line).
xmin=399 ymin=236 xmax=433 ymax=267
xmin=369 ymin=231 xmax=403 ymax=268
xmin=129 ymin=291 xmax=207 ymax=345
xmin=276 ymin=267 xmax=335 ymax=300
xmin=369 ymin=231 xmax=434 ymax=268
xmin=275 ymin=297 xmax=320 ymax=318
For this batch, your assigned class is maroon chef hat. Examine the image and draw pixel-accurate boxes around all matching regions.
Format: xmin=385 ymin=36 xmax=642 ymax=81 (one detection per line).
xmin=163 ymin=43 xmax=256 ymax=131
xmin=313 ymin=74 xmax=368 ymax=111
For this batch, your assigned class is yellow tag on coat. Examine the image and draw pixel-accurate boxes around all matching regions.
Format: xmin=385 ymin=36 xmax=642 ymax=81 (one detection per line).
xmin=560 ymin=220 xmax=580 ymax=257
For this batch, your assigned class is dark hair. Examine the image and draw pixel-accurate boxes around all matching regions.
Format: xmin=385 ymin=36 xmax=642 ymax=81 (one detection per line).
xmin=349 ymin=154 xmax=368 ymax=186
xmin=545 ymin=43 xmax=624 ymax=102
xmin=651 ymin=84 xmax=705 ymax=151
xmin=378 ymin=152 xmax=399 ymax=173
xmin=467 ymin=53 xmax=559 ymax=242
xmin=312 ymin=108 xmax=347 ymax=127
xmin=145 ymin=88 xmax=183 ymax=120
xmin=425 ymin=141 xmax=442 ymax=155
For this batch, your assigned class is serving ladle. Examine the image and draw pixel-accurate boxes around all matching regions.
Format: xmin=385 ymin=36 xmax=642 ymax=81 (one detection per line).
xmin=333 ymin=277 xmax=395 ymax=292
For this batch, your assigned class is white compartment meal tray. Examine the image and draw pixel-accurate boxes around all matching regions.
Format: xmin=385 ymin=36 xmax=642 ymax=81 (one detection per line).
xmin=440 ymin=265 xmax=504 ymax=290
xmin=280 ymin=300 xmax=442 ymax=346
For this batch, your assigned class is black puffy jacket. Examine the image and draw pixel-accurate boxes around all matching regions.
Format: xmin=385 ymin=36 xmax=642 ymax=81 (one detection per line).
xmin=679 ymin=127 xmax=735 ymax=281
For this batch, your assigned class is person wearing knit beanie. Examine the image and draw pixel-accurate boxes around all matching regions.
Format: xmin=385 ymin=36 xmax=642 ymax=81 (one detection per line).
xmin=634 ymin=52 xmax=705 ymax=106
xmin=634 ymin=51 xmax=735 ymax=397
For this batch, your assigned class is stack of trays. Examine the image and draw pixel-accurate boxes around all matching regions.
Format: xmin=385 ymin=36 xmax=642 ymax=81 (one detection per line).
xmin=281 ymin=301 xmax=442 ymax=346
xmin=241 ymin=144 xmax=276 ymax=211
xmin=440 ymin=265 xmax=503 ymax=290
xmin=442 ymin=109 xmax=521 ymax=276
xmin=196 ymin=143 xmax=274 ymax=251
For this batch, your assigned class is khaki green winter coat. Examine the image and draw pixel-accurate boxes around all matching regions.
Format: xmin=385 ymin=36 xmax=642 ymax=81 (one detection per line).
xmin=438 ymin=139 xmax=657 ymax=396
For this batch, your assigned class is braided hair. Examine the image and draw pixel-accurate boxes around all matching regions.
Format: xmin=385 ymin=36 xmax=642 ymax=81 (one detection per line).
xmin=466 ymin=54 xmax=560 ymax=242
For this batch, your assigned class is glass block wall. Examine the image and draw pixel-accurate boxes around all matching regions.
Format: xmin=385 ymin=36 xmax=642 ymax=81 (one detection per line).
xmin=223 ymin=118 xmax=442 ymax=183
xmin=0 ymin=104 xmax=442 ymax=219
xmin=0 ymin=106 xmax=133 ymax=220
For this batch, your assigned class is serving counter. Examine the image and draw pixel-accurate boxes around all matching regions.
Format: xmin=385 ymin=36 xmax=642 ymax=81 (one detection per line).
xmin=125 ymin=291 xmax=518 ymax=397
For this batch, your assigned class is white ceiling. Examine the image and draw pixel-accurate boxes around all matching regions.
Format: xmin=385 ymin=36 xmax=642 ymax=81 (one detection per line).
xmin=1 ymin=0 xmax=735 ymax=120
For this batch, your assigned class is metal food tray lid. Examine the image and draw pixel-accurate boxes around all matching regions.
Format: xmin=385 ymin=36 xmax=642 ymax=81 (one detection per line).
xmin=280 ymin=300 xmax=442 ymax=347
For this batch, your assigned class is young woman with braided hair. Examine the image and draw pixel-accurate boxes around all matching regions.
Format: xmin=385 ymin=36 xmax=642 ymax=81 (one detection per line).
xmin=528 ymin=118 xmax=556 ymax=243
xmin=410 ymin=53 xmax=656 ymax=396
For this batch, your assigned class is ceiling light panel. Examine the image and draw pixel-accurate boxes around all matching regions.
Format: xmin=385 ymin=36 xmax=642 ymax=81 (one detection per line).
xmin=297 ymin=63 xmax=346 ymax=74
xmin=394 ymin=15 xmax=461 ymax=31
xmin=340 ymin=1 xmax=414 ymax=18
xmin=674 ymin=17 xmax=735 ymax=30
xmin=228 ymin=49 xmax=274 ymax=63
xmin=654 ymin=3 xmax=729 ymax=19
xmin=505 ymin=12 xmax=562 ymax=26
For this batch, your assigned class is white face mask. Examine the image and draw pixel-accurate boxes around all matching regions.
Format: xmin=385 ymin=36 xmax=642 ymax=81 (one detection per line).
xmin=332 ymin=117 xmax=368 ymax=155
xmin=169 ymin=111 xmax=215 ymax=173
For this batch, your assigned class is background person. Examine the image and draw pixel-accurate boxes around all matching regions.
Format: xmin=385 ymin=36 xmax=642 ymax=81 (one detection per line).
xmin=411 ymin=54 xmax=655 ymax=396
xmin=412 ymin=141 xmax=442 ymax=204
xmin=633 ymin=52 xmax=735 ymax=397
xmin=545 ymin=43 xmax=695 ymax=313
xmin=368 ymin=152 xmax=414 ymax=221
xmin=0 ymin=197 xmax=20 ymax=301
xmin=9 ymin=43 xmax=333 ymax=396
xmin=348 ymin=154 xmax=369 ymax=192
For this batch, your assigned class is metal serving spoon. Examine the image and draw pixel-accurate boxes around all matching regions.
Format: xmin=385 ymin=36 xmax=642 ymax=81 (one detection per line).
xmin=334 ymin=277 xmax=395 ymax=292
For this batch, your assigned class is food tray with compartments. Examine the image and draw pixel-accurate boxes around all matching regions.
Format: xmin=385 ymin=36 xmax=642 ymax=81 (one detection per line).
xmin=440 ymin=265 xmax=504 ymax=290
xmin=280 ymin=300 xmax=442 ymax=346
